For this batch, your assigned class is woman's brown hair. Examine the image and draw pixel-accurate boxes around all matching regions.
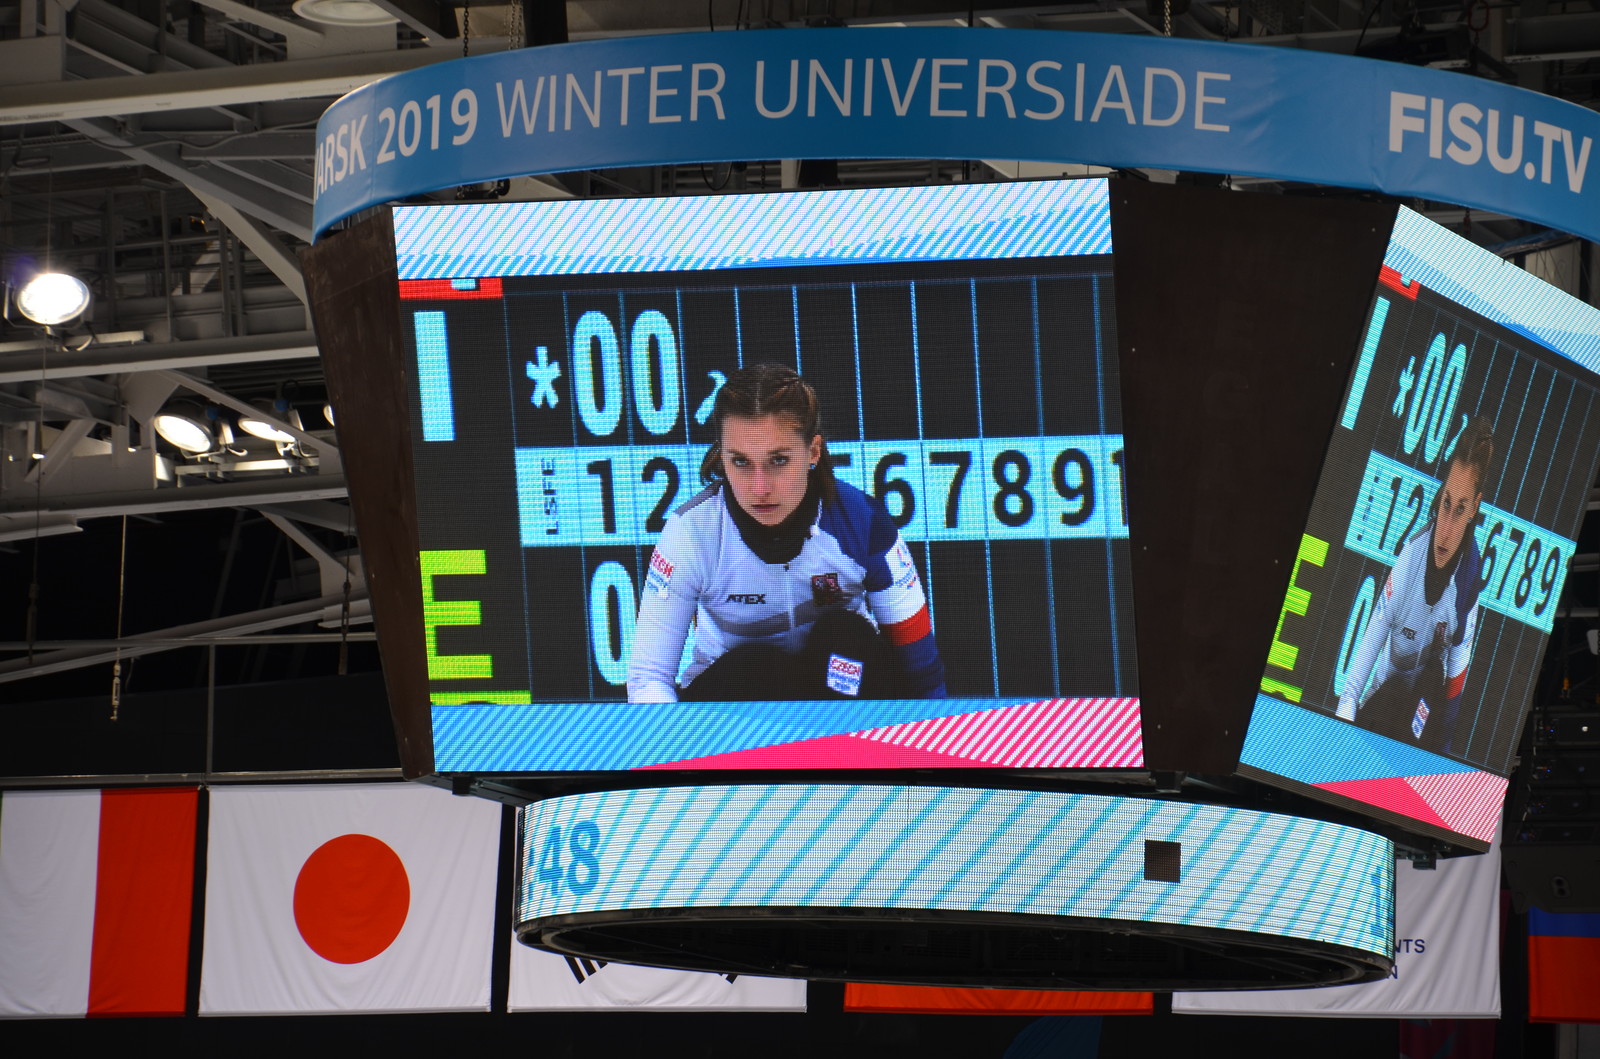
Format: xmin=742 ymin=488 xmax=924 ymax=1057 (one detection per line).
xmin=699 ymin=362 xmax=837 ymax=503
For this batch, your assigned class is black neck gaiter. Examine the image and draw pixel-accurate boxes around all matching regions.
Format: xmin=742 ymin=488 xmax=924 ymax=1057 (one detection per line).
xmin=725 ymin=479 xmax=821 ymax=565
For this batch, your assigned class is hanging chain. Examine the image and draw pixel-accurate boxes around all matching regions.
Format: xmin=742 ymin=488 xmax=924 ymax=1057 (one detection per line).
xmin=111 ymin=514 xmax=128 ymax=720
xmin=1163 ymin=0 xmax=1172 ymax=36
xmin=462 ymin=0 xmax=470 ymax=57
xmin=338 ymin=502 xmax=355 ymax=676
xmin=509 ymin=0 xmax=524 ymax=49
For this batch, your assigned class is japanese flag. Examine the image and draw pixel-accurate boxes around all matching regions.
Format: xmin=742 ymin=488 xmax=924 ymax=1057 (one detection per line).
xmin=0 ymin=787 xmax=198 ymax=1018
xmin=199 ymin=783 xmax=500 ymax=1015
xmin=509 ymin=943 xmax=806 ymax=1011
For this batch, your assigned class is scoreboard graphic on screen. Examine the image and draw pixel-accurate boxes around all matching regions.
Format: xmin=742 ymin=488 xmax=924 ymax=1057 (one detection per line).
xmin=395 ymin=180 xmax=1142 ymax=773
xmin=1244 ymin=208 xmax=1600 ymax=848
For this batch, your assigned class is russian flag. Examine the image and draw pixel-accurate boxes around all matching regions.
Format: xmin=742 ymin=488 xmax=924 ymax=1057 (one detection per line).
xmin=1529 ymin=908 xmax=1600 ymax=1023
xmin=0 ymin=788 xmax=198 ymax=1017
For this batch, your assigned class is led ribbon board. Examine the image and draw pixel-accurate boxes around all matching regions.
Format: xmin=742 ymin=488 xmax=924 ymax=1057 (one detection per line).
xmin=400 ymin=180 xmax=1141 ymax=772
xmin=1245 ymin=207 xmax=1600 ymax=848
xmin=313 ymin=28 xmax=1600 ymax=245
xmin=516 ymin=785 xmax=1396 ymax=989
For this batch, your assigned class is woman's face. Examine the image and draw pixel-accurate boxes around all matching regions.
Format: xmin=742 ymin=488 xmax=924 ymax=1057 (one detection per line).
xmin=719 ymin=414 xmax=822 ymax=526
xmin=1432 ymin=460 xmax=1483 ymax=570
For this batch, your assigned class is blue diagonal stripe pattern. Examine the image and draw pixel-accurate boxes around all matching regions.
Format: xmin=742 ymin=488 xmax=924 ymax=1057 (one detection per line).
xmin=394 ymin=180 xmax=1111 ymax=280
xmin=517 ymin=785 xmax=1393 ymax=959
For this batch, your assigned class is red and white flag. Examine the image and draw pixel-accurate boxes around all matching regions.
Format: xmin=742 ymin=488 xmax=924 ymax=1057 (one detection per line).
xmin=199 ymin=783 xmax=500 ymax=1015
xmin=510 ymin=945 xmax=806 ymax=1011
xmin=0 ymin=787 xmax=198 ymax=1018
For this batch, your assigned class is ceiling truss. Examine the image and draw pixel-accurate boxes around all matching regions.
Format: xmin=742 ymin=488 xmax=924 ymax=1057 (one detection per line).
xmin=0 ymin=0 xmax=1597 ymax=687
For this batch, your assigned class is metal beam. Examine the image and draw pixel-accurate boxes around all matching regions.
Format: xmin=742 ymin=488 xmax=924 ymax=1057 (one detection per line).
xmin=0 ymin=332 xmax=320 ymax=385
xmin=24 ymin=419 xmax=95 ymax=485
xmin=263 ymin=510 xmax=361 ymax=597
xmin=186 ymin=130 xmax=317 ymax=161
xmin=0 ymin=514 xmax=83 ymax=544
xmin=122 ymin=140 xmax=315 ymax=242
xmin=0 ymin=589 xmax=370 ymax=682
xmin=0 ymin=769 xmax=405 ymax=787
xmin=0 ymin=634 xmax=378 ymax=649
xmin=191 ymin=189 xmax=308 ymax=304
xmin=369 ymin=0 xmax=459 ymax=42
xmin=0 ymin=46 xmax=455 ymax=125
xmin=254 ymin=499 xmax=356 ymax=534
xmin=0 ymin=474 xmax=347 ymax=526
xmin=190 ymin=0 xmax=324 ymax=46
xmin=65 ymin=119 xmax=315 ymax=239
xmin=0 ymin=141 xmax=129 ymax=175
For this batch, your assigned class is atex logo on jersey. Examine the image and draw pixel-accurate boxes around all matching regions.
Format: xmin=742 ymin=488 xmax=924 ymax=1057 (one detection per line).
xmin=1389 ymin=91 xmax=1592 ymax=194
xmin=725 ymin=592 xmax=767 ymax=604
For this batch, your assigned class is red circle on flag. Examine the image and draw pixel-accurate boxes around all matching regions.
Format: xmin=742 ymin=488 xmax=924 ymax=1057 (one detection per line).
xmin=292 ymin=833 xmax=410 ymax=964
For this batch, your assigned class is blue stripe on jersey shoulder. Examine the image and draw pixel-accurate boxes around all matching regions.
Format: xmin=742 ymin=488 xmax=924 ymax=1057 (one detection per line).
xmin=675 ymin=481 xmax=721 ymax=517
xmin=819 ymin=481 xmax=898 ymax=590
xmin=1451 ymin=535 xmax=1481 ymax=643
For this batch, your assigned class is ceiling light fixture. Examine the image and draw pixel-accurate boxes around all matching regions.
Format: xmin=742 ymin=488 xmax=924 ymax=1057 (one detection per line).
xmin=238 ymin=402 xmax=304 ymax=445
xmin=14 ymin=272 xmax=92 ymax=327
xmin=291 ymin=0 xmax=398 ymax=26
xmin=152 ymin=412 xmax=214 ymax=454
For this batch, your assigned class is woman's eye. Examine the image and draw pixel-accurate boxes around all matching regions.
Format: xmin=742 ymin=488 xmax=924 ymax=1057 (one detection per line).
xmin=730 ymin=456 xmax=748 ymax=467
xmin=771 ymin=455 xmax=788 ymax=467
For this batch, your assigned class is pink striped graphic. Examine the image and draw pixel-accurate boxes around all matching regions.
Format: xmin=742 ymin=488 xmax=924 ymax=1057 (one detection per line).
xmin=1406 ymin=771 xmax=1507 ymax=844
xmin=1314 ymin=771 xmax=1507 ymax=845
xmin=849 ymin=697 xmax=1143 ymax=768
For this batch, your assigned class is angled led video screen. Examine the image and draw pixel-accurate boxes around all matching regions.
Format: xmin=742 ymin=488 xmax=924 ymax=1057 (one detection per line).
xmin=393 ymin=179 xmax=1141 ymax=772
xmin=1243 ymin=207 xmax=1600 ymax=850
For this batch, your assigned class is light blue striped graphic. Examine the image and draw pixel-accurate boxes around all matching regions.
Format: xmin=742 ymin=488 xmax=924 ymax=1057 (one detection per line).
xmin=1242 ymin=694 xmax=1480 ymax=784
xmin=394 ymin=180 xmax=1111 ymax=279
xmin=513 ymin=434 xmax=1127 ymax=547
xmin=1387 ymin=207 xmax=1600 ymax=375
xmin=413 ymin=311 xmax=455 ymax=441
xmin=1344 ymin=450 xmax=1574 ymax=633
xmin=516 ymin=785 xmax=1394 ymax=959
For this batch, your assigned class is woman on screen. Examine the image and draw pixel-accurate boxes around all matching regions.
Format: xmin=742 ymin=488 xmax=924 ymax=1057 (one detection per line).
xmin=628 ymin=363 xmax=946 ymax=703
xmin=1336 ymin=417 xmax=1494 ymax=754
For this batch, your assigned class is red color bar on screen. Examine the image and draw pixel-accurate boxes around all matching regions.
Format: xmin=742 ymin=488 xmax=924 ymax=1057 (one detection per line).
xmin=88 ymin=788 xmax=198 ymax=1016
xmin=398 ymin=278 xmax=504 ymax=300
xmin=1378 ymin=265 xmax=1421 ymax=300
xmin=844 ymin=983 xmax=1152 ymax=1015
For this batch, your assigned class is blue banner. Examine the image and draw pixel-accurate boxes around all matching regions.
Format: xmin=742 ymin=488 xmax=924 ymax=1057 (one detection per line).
xmin=313 ymin=28 xmax=1600 ymax=244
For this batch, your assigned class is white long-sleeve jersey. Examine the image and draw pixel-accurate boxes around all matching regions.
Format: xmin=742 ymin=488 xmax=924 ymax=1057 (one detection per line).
xmin=1342 ymin=521 xmax=1481 ymax=711
xmin=627 ymin=480 xmax=943 ymax=703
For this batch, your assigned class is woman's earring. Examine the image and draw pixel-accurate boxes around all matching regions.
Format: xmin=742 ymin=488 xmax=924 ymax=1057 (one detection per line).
xmin=809 ymin=463 xmax=816 ymax=470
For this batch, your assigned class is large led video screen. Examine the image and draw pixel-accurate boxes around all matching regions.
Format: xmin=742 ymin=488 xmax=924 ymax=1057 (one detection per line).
xmin=1243 ymin=207 xmax=1600 ymax=849
xmin=394 ymin=179 xmax=1141 ymax=773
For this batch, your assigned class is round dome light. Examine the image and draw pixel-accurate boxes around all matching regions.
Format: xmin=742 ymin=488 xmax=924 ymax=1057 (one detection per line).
xmin=237 ymin=415 xmax=298 ymax=444
xmin=153 ymin=413 xmax=214 ymax=453
xmin=16 ymin=272 xmax=91 ymax=326
xmin=292 ymin=0 xmax=398 ymax=26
